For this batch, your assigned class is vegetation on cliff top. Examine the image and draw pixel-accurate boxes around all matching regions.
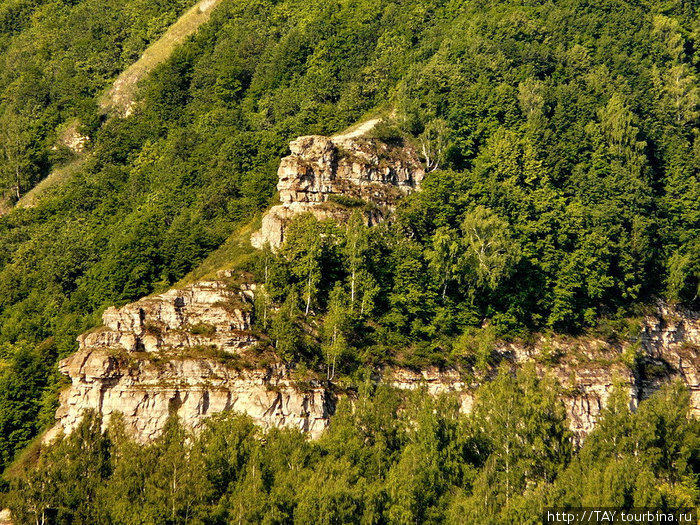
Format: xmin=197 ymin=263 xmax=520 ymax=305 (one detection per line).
xmin=0 ymin=0 xmax=699 ymax=494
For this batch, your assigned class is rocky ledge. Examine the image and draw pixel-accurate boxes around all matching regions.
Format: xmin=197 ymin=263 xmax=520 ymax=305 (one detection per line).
xmin=251 ymin=133 xmax=425 ymax=249
xmin=44 ymin=123 xmax=700 ymax=446
xmin=80 ymin=279 xmax=256 ymax=354
xmin=49 ymin=349 xmax=331 ymax=442
xmin=46 ymin=277 xmax=331 ymax=442
xmin=384 ymin=304 xmax=700 ymax=443
xmin=48 ymin=269 xmax=700 ymax=446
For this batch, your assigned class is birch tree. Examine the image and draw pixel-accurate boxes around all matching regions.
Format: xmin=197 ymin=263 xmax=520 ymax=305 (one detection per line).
xmin=460 ymin=206 xmax=519 ymax=292
xmin=282 ymin=214 xmax=323 ymax=316
xmin=344 ymin=211 xmax=369 ymax=311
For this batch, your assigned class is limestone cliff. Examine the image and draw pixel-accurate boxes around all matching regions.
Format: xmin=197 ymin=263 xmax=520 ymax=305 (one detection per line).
xmin=45 ymin=126 xmax=700 ymax=445
xmin=48 ymin=273 xmax=700 ymax=445
xmin=47 ymin=277 xmax=332 ymax=442
xmin=384 ymin=355 xmax=634 ymax=445
xmin=51 ymin=349 xmax=331 ymax=442
xmin=383 ymin=304 xmax=700 ymax=443
xmin=251 ymin=133 xmax=425 ymax=249
xmin=80 ymin=279 xmax=256 ymax=354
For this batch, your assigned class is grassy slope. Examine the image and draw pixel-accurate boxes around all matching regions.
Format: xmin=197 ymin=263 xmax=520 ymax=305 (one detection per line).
xmin=176 ymin=216 xmax=262 ymax=286
xmin=13 ymin=0 xmax=224 ymax=212
xmin=101 ymin=0 xmax=225 ymax=115
xmin=16 ymin=158 xmax=87 ymax=209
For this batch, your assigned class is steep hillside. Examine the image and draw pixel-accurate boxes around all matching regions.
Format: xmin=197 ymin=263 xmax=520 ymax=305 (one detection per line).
xmin=44 ymin=130 xmax=700 ymax=446
xmin=1 ymin=0 xmax=700 ymax=521
xmin=101 ymin=0 xmax=224 ymax=116
xmin=10 ymin=0 xmax=222 ymax=211
xmin=0 ymin=0 xmax=198 ymax=205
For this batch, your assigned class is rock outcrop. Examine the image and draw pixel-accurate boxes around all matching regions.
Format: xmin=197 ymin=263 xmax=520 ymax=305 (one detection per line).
xmin=382 ymin=308 xmax=700 ymax=443
xmin=251 ymin=133 xmax=425 ymax=249
xmin=49 ymin=275 xmax=700 ymax=445
xmin=50 ymin=349 xmax=332 ymax=442
xmin=56 ymin=120 xmax=89 ymax=154
xmin=639 ymin=303 xmax=700 ymax=415
xmin=80 ymin=280 xmax=256 ymax=354
xmin=0 ymin=508 xmax=12 ymax=525
xmin=384 ymin=354 xmax=635 ymax=444
xmin=47 ymin=277 xmax=333 ymax=442
xmin=44 ymin=121 xmax=700 ymax=446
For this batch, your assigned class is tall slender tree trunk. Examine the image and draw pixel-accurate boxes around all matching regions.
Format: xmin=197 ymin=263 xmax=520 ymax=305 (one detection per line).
xmin=305 ymin=271 xmax=312 ymax=316
xmin=351 ymin=268 xmax=356 ymax=308
xmin=14 ymin=165 xmax=20 ymax=200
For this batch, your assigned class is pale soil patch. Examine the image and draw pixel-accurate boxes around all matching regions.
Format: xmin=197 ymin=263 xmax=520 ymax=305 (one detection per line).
xmin=332 ymin=118 xmax=381 ymax=142
xmin=100 ymin=0 xmax=224 ymax=115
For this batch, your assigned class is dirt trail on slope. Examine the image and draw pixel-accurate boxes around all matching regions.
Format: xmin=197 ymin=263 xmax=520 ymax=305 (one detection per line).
xmin=9 ymin=0 xmax=223 ymax=212
xmin=101 ymin=0 xmax=223 ymax=115
xmin=331 ymin=118 xmax=381 ymax=142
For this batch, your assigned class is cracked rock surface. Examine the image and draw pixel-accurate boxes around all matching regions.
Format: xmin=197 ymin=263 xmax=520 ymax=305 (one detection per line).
xmin=251 ymin=134 xmax=425 ymax=249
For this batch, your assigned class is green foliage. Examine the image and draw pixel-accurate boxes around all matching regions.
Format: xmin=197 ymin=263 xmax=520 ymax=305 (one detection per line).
xmin=553 ymin=381 xmax=700 ymax=511
xmin=0 ymin=0 xmax=195 ymax=199
xmin=3 ymin=0 xmax=700 ymax=482
xmin=190 ymin=322 xmax=215 ymax=336
xmin=5 ymin=379 xmax=700 ymax=524
xmin=0 ymin=341 xmax=53 ymax=468
xmin=270 ymin=289 xmax=306 ymax=362
xmin=8 ymin=410 xmax=111 ymax=525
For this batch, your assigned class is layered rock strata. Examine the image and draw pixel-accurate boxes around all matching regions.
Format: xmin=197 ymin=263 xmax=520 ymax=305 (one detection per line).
xmin=251 ymin=134 xmax=425 ymax=249
xmin=385 ymin=359 xmax=635 ymax=444
xmin=47 ymin=278 xmax=332 ymax=442
xmin=638 ymin=303 xmax=700 ymax=415
xmin=49 ymin=281 xmax=700 ymax=445
xmin=45 ymin=128 xmax=700 ymax=444
xmin=51 ymin=350 xmax=331 ymax=442
xmin=80 ymin=280 xmax=256 ymax=354
xmin=383 ymin=306 xmax=700 ymax=443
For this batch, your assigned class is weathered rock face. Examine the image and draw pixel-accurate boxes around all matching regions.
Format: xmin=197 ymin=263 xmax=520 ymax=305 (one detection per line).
xmin=0 ymin=508 xmax=12 ymax=525
xmin=50 ymin=348 xmax=332 ymax=442
xmin=49 ymin=272 xmax=700 ymax=445
xmin=384 ymin=355 xmax=634 ymax=444
xmin=383 ymin=303 xmax=700 ymax=443
xmin=56 ymin=120 xmax=89 ymax=154
xmin=47 ymin=278 xmax=332 ymax=442
xmin=81 ymin=280 xmax=256 ymax=354
xmin=638 ymin=303 xmax=700 ymax=415
xmin=251 ymin=134 xmax=424 ymax=249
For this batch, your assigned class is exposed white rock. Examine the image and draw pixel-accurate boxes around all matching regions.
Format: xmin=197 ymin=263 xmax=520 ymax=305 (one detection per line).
xmin=382 ymin=303 xmax=700 ymax=443
xmin=48 ymin=279 xmax=700 ymax=445
xmin=46 ymin=277 xmax=336 ymax=443
xmin=80 ymin=280 xmax=255 ymax=354
xmin=640 ymin=302 xmax=700 ymax=417
xmin=251 ymin=134 xmax=424 ymax=249
xmin=387 ymin=367 xmax=474 ymax=414
xmin=55 ymin=120 xmax=89 ymax=154
xmin=47 ymin=349 xmax=331 ymax=443
xmin=0 ymin=508 xmax=12 ymax=525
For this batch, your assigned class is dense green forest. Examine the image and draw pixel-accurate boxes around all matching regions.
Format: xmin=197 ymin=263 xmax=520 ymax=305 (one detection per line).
xmin=0 ymin=0 xmax=196 ymax=201
xmin=1 ymin=0 xmax=700 ymax=519
xmin=4 ymin=374 xmax=700 ymax=524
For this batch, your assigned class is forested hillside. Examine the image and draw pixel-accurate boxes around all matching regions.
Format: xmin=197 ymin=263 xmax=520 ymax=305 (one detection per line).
xmin=1 ymin=0 xmax=700 ymax=521
xmin=6 ymin=373 xmax=700 ymax=524
xmin=0 ymin=0 xmax=196 ymax=201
